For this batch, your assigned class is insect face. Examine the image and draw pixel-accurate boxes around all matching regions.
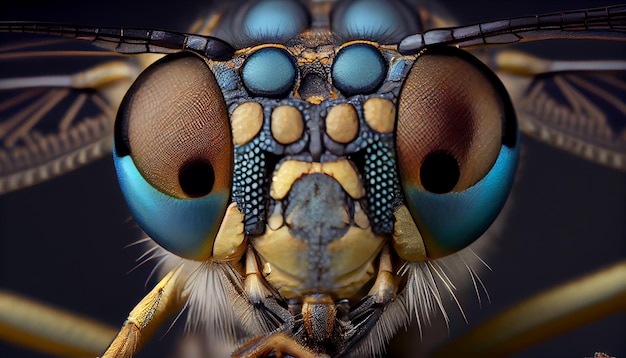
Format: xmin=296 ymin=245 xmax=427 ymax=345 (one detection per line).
xmin=110 ymin=1 xmax=518 ymax=355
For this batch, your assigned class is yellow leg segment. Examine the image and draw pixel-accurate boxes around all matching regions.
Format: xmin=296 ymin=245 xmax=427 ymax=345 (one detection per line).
xmin=434 ymin=261 xmax=626 ymax=357
xmin=233 ymin=333 xmax=327 ymax=358
xmin=102 ymin=265 xmax=188 ymax=358
xmin=0 ymin=290 xmax=117 ymax=356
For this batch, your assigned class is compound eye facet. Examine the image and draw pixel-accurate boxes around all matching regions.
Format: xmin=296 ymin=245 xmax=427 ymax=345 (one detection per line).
xmin=240 ymin=0 xmax=309 ymax=45
xmin=332 ymin=43 xmax=386 ymax=96
xmin=242 ymin=47 xmax=296 ymax=98
xmin=114 ymin=52 xmax=233 ymax=260
xmin=331 ymin=0 xmax=421 ymax=43
xmin=396 ymin=47 xmax=519 ymax=258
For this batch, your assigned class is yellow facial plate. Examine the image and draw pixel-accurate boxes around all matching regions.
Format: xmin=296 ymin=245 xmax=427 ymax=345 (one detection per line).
xmin=271 ymin=160 xmax=365 ymax=200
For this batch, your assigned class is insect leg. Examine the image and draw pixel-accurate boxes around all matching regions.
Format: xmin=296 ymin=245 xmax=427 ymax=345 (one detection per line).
xmin=232 ymin=332 xmax=326 ymax=358
xmin=433 ymin=261 xmax=626 ymax=357
xmin=101 ymin=264 xmax=188 ymax=358
xmin=242 ymin=245 xmax=292 ymax=334
xmin=367 ymin=244 xmax=400 ymax=305
xmin=338 ymin=244 xmax=401 ymax=355
xmin=0 ymin=58 xmax=145 ymax=194
xmin=0 ymin=290 xmax=116 ymax=356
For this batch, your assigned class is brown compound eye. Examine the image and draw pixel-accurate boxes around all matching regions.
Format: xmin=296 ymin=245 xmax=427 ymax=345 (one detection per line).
xmin=396 ymin=48 xmax=504 ymax=194
xmin=117 ymin=52 xmax=232 ymax=199
xmin=394 ymin=46 xmax=519 ymax=259
xmin=113 ymin=52 xmax=234 ymax=261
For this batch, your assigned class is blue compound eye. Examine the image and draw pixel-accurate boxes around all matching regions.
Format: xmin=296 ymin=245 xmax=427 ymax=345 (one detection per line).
xmin=242 ymin=47 xmax=296 ymax=98
xmin=331 ymin=0 xmax=421 ymax=43
xmin=332 ymin=43 xmax=386 ymax=96
xmin=396 ymin=47 xmax=519 ymax=259
xmin=113 ymin=53 xmax=233 ymax=261
xmin=240 ymin=0 xmax=309 ymax=45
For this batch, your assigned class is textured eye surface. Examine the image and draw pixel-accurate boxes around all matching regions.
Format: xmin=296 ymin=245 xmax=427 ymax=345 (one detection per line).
xmin=332 ymin=44 xmax=386 ymax=96
xmin=331 ymin=0 xmax=421 ymax=43
xmin=240 ymin=0 xmax=309 ymax=44
xmin=242 ymin=47 xmax=296 ymax=98
xmin=114 ymin=53 xmax=233 ymax=260
xmin=397 ymin=47 xmax=519 ymax=258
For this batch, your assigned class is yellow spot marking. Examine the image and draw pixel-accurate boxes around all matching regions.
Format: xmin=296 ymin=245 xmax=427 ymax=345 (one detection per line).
xmin=271 ymin=105 xmax=304 ymax=144
xmin=364 ymin=98 xmax=396 ymax=133
xmin=231 ymin=102 xmax=263 ymax=146
xmin=326 ymin=103 xmax=359 ymax=143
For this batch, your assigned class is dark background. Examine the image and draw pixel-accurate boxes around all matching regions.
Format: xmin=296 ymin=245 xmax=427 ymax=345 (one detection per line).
xmin=0 ymin=0 xmax=624 ymax=357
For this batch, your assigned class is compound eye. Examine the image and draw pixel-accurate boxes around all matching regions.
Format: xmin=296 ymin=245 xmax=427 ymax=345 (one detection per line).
xmin=331 ymin=0 xmax=421 ymax=43
xmin=242 ymin=47 xmax=296 ymax=98
xmin=332 ymin=43 xmax=386 ymax=96
xmin=114 ymin=53 xmax=233 ymax=260
xmin=240 ymin=0 xmax=309 ymax=44
xmin=396 ymin=47 xmax=519 ymax=258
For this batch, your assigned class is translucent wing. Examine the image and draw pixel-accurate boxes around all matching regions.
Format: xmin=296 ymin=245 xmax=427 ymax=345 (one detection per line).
xmin=0 ymin=37 xmax=148 ymax=194
xmin=489 ymin=50 xmax=626 ymax=170
xmin=0 ymin=16 xmax=236 ymax=195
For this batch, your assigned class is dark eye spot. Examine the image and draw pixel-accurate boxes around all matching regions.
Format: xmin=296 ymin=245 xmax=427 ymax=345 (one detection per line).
xmin=420 ymin=150 xmax=460 ymax=194
xmin=179 ymin=160 xmax=215 ymax=198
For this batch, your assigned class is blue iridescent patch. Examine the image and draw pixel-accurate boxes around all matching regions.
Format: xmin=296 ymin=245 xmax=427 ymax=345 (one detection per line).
xmin=404 ymin=141 xmax=520 ymax=258
xmin=113 ymin=152 xmax=229 ymax=260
